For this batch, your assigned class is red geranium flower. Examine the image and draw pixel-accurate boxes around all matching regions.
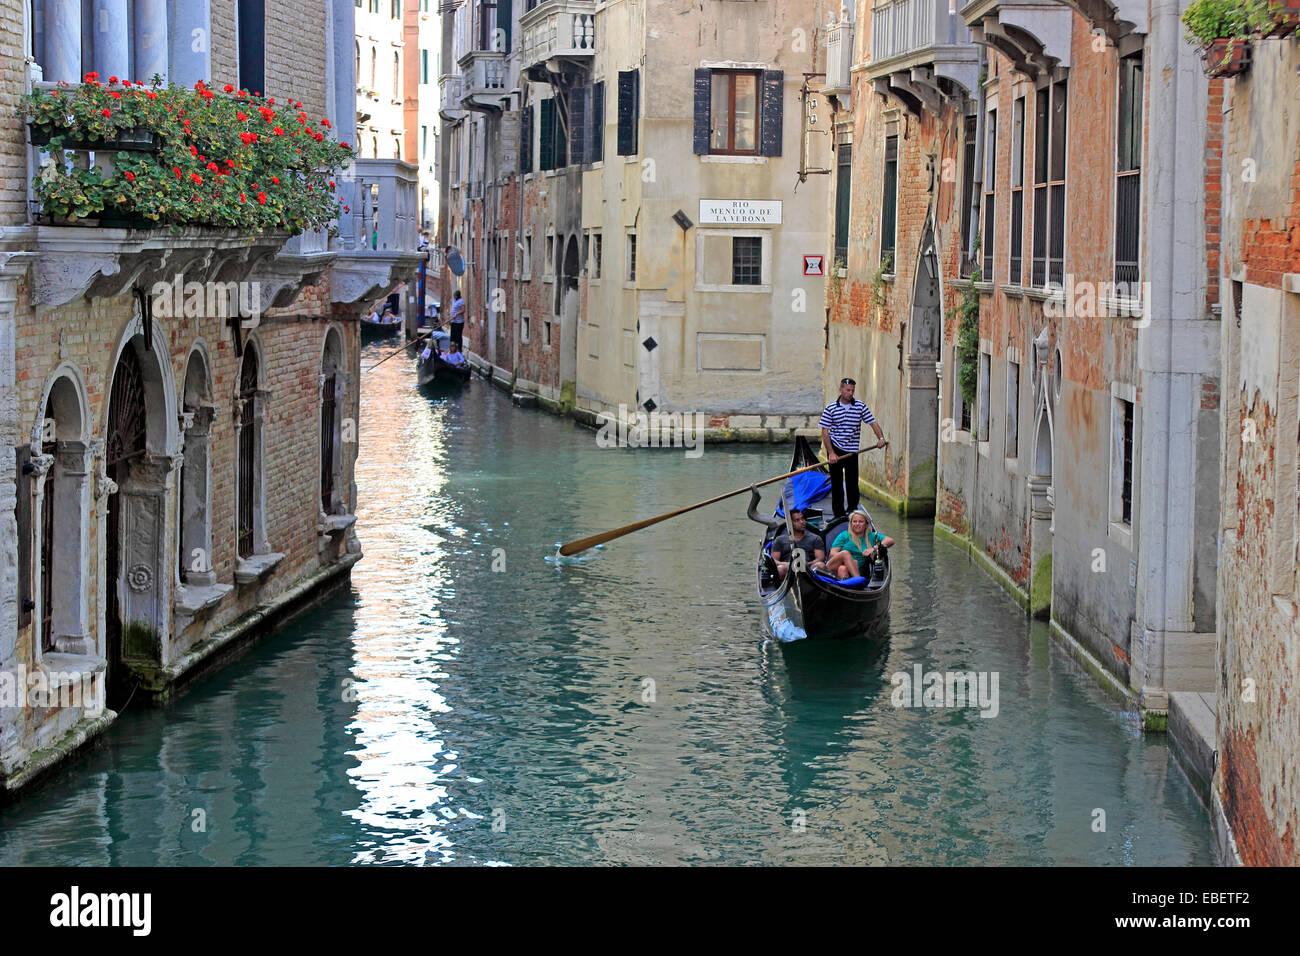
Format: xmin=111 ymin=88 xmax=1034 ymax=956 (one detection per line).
xmin=101 ymin=109 xmax=111 ymax=117
xmin=240 ymin=132 xmax=257 ymax=145
xmin=110 ymin=91 xmax=121 ymax=99
xmin=206 ymin=162 xmax=219 ymax=173
xmin=226 ymin=159 xmax=235 ymax=168
xmin=174 ymin=167 xmax=182 ymax=179
xmin=84 ymin=72 xmax=99 ymax=81
xmin=269 ymin=176 xmax=280 ymax=184
xmin=239 ymin=192 xmax=246 ymax=203
xmin=340 ymin=141 xmax=349 ymax=149
xmin=189 ymin=145 xmax=198 ymax=156
xmin=322 ymin=118 xmax=331 ymax=128
xmin=273 ymin=126 xmax=284 ymax=136
xmin=237 ymin=111 xmax=247 ymax=121
xmin=124 ymin=171 xmax=135 ymax=182
xmin=223 ymin=84 xmax=234 ymax=93
xmin=268 ymin=98 xmax=275 ymax=105
xmin=329 ymin=181 xmax=336 ymax=188
xmin=123 ymin=80 xmax=132 ymax=87
xmin=146 ymin=90 xmax=157 ymax=100
xmin=343 ymin=205 xmax=350 ymax=212
xmin=191 ymin=172 xmax=203 ymax=185
xmin=257 ymin=192 xmax=267 ymax=204
xmin=109 ymin=75 xmax=118 ymax=84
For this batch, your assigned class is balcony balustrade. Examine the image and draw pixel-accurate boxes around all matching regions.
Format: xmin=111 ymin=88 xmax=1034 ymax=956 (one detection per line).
xmin=520 ymin=0 xmax=597 ymax=76
xmin=458 ymin=50 xmax=509 ymax=112
xmin=867 ymin=0 xmax=979 ymax=105
xmin=330 ymin=158 xmax=424 ymax=305
xmin=824 ymin=16 xmax=854 ymax=95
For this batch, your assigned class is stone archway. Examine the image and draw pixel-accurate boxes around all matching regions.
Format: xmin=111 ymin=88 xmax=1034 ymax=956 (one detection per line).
xmin=178 ymin=347 xmax=216 ymax=587
xmin=104 ymin=332 xmax=177 ymax=708
xmin=559 ymin=234 xmax=580 ymax=387
xmin=1027 ymin=338 xmax=1056 ymax=618
xmin=906 ymin=225 xmax=942 ymax=514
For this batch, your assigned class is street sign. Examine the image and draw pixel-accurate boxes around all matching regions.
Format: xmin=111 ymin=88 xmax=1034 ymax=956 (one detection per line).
xmin=804 ymin=255 xmax=824 ymax=276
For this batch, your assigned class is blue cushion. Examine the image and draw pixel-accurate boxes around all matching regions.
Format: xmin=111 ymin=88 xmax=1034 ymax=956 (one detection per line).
xmin=813 ymin=571 xmax=867 ymax=588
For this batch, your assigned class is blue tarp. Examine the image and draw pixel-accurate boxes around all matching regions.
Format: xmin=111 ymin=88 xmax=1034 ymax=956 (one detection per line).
xmin=774 ymin=469 xmax=832 ymax=516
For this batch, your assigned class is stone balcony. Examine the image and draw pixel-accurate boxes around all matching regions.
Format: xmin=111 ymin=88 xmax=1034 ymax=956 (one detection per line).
xmin=520 ymin=0 xmax=596 ymax=79
xmin=439 ymin=73 xmax=464 ymax=119
xmin=329 ymin=158 xmax=424 ymax=306
xmin=458 ymin=49 xmax=509 ymax=112
xmin=866 ymin=0 xmax=980 ymax=110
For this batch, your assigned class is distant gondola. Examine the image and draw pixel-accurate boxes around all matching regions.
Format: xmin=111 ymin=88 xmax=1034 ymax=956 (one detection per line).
xmin=416 ymin=329 xmax=471 ymax=388
xmin=360 ymin=309 xmax=401 ymax=340
xmin=750 ymin=436 xmax=891 ymax=642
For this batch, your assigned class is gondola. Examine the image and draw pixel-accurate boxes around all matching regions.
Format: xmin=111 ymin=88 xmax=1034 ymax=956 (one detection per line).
xmin=750 ymin=435 xmax=891 ymax=642
xmin=416 ymin=329 xmax=471 ymax=387
xmin=360 ymin=310 xmax=401 ymax=340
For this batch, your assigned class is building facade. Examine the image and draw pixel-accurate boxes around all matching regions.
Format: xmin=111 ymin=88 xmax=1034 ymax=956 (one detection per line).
xmin=438 ymin=0 xmax=832 ymax=437
xmin=825 ymin=0 xmax=1221 ymax=723
xmin=0 ymin=0 xmax=421 ymax=796
xmin=1214 ymin=31 xmax=1300 ymax=866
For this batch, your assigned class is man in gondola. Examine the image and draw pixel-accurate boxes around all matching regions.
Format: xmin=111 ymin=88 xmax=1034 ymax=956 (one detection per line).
xmin=449 ymin=289 xmax=466 ymax=349
xmin=820 ymin=377 xmax=887 ymax=518
xmin=770 ymin=508 xmax=827 ymax=581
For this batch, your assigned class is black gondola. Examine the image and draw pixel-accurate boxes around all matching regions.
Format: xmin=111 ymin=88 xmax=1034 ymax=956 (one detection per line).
xmin=416 ymin=330 xmax=471 ymax=387
xmin=360 ymin=310 xmax=401 ymax=340
xmin=750 ymin=436 xmax=891 ymax=642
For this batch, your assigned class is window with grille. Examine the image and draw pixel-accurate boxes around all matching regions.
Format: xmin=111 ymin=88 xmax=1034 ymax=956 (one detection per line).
xmin=1121 ymin=398 xmax=1134 ymax=524
xmin=982 ymin=108 xmax=996 ymax=280
xmin=835 ymin=143 xmax=851 ymax=267
xmin=1032 ymin=80 xmax=1068 ymax=287
xmin=1005 ymin=360 xmax=1020 ymax=458
xmin=960 ymin=116 xmax=977 ymax=277
xmin=592 ymin=233 xmax=602 ymax=279
xmin=237 ymin=351 xmax=259 ymax=559
xmin=627 ymin=232 xmax=637 ymax=281
xmin=732 ymin=236 xmax=762 ymax=285
xmin=881 ymin=134 xmax=897 ymax=269
xmin=1010 ymin=97 xmax=1025 ymax=285
xmin=1116 ymin=52 xmax=1142 ymax=288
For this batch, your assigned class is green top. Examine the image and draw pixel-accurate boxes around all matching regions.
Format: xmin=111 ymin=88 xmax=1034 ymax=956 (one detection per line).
xmin=832 ymin=529 xmax=884 ymax=562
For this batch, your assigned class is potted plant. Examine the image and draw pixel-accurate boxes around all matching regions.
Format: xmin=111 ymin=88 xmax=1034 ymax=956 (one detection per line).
xmin=1251 ymin=0 xmax=1300 ymax=36
xmin=1182 ymin=0 xmax=1254 ymax=77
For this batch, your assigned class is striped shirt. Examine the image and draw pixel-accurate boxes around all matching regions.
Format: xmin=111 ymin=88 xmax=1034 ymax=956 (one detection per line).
xmin=819 ymin=398 xmax=876 ymax=452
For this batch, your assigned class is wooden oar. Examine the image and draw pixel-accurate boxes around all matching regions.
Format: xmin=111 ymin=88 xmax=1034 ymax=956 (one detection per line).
xmin=363 ymin=331 xmax=432 ymax=372
xmin=558 ymin=443 xmax=887 ymax=556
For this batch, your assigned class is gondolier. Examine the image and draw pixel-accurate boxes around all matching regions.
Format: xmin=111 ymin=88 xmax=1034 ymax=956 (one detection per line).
xmin=819 ymin=377 xmax=887 ymax=518
xmin=449 ymin=289 xmax=465 ymax=349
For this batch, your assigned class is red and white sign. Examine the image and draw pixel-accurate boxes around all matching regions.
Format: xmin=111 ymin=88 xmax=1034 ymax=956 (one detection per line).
xmin=804 ymin=255 xmax=824 ymax=276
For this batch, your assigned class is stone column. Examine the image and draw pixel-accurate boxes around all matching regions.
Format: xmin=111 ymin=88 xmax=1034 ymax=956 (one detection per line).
xmin=178 ymin=404 xmax=216 ymax=585
xmin=1131 ymin=0 xmax=1220 ymax=708
xmin=331 ymin=0 xmax=358 ymax=248
xmin=168 ymin=0 xmax=210 ymax=89
xmin=51 ymin=439 xmax=93 ymax=654
xmin=92 ymin=0 xmax=130 ymax=80
xmin=44 ymin=0 xmax=84 ymax=84
xmin=133 ymin=0 xmax=168 ymax=84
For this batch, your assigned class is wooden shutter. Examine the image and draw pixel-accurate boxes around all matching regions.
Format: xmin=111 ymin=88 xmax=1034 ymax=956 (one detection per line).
xmin=539 ymin=97 xmax=555 ymax=170
xmin=617 ymin=69 xmax=639 ymax=155
xmin=693 ymin=68 xmax=711 ymax=154
xmin=590 ymin=81 xmax=605 ymax=162
xmin=759 ymin=69 xmax=783 ymax=157
xmin=569 ymin=85 xmax=588 ymax=165
xmin=520 ymin=103 xmax=533 ymax=173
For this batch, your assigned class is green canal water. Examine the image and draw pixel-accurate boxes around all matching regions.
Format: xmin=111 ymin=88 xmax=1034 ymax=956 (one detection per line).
xmin=0 ymin=339 xmax=1215 ymax=865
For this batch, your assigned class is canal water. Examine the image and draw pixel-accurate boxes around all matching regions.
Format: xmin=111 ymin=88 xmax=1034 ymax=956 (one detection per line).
xmin=0 ymin=337 xmax=1215 ymax=865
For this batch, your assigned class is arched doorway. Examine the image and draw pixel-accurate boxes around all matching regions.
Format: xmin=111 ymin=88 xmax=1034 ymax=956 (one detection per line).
xmin=320 ymin=328 xmax=345 ymax=516
xmin=104 ymin=332 xmax=175 ymax=708
xmin=1027 ymin=347 xmax=1056 ymax=619
xmin=559 ymin=234 xmax=580 ymax=387
xmin=906 ymin=226 xmax=942 ymax=514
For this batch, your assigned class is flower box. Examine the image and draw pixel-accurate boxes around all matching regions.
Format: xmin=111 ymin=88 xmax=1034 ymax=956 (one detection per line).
xmin=1203 ymin=37 xmax=1253 ymax=77
xmin=29 ymin=123 xmax=161 ymax=152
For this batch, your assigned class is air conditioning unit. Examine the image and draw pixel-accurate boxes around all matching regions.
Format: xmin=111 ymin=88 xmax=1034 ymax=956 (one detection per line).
xmin=824 ymin=15 xmax=854 ymax=96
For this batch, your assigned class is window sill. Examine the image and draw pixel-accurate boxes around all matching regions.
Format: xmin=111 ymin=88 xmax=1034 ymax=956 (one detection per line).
xmin=37 ymin=653 xmax=105 ymax=685
xmin=1004 ymin=456 xmax=1019 ymax=476
xmin=175 ymin=582 xmax=233 ymax=616
xmin=972 ymin=281 xmax=994 ymax=296
xmin=319 ymin=513 xmax=357 ymax=535
xmin=589 ymin=278 xmax=602 ymax=286
xmin=623 ymin=281 xmax=637 ymax=290
xmin=880 ymin=272 xmax=896 ymax=283
xmin=1108 ymin=520 xmax=1134 ymax=550
xmin=235 ymin=552 xmax=286 ymax=585
xmin=695 ymin=283 xmax=773 ymax=294
xmin=977 ymin=438 xmax=990 ymax=457
xmin=1001 ymin=284 xmax=1026 ymax=298
xmin=700 ymin=155 xmax=768 ymax=165
xmin=1099 ymin=297 xmax=1145 ymax=319
xmin=949 ymin=430 xmax=973 ymax=446
xmin=1023 ymin=285 xmax=1063 ymax=305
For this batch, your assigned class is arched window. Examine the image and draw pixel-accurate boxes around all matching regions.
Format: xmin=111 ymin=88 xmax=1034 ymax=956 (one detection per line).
xmin=34 ymin=375 xmax=91 ymax=658
xmin=320 ymin=329 xmax=346 ymax=515
xmin=178 ymin=350 xmax=216 ymax=586
xmin=370 ymin=47 xmax=377 ymax=88
xmin=394 ymin=137 xmax=403 ymax=159
xmin=393 ymin=52 xmax=400 ymax=99
xmin=355 ymin=41 xmax=360 ymax=81
xmin=236 ymin=349 xmax=261 ymax=559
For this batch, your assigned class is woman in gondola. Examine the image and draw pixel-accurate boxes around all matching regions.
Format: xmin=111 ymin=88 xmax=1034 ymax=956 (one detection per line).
xmin=826 ymin=510 xmax=892 ymax=580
